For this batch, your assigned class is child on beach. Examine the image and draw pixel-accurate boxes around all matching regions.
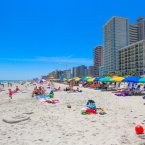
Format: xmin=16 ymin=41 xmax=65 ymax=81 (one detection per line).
xmin=9 ymin=89 xmax=13 ymax=99
xmin=14 ymin=86 xmax=20 ymax=93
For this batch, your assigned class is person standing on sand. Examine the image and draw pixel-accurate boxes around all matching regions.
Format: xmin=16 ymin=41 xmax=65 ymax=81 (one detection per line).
xmin=8 ymin=89 xmax=13 ymax=100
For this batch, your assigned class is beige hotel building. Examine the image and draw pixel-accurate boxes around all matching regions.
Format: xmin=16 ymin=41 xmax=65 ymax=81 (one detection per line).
xmin=119 ymin=40 xmax=145 ymax=75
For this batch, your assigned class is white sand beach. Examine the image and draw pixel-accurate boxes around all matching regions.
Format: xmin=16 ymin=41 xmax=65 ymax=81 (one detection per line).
xmin=0 ymin=82 xmax=145 ymax=145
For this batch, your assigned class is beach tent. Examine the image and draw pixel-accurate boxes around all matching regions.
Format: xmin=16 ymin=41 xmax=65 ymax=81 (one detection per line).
xmin=112 ymin=76 xmax=124 ymax=82
xmin=99 ymin=77 xmax=114 ymax=82
xmin=122 ymin=76 xmax=141 ymax=83
xmin=39 ymin=79 xmax=46 ymax=83
xmin=139 ymin=77 xmax=145 ymax=83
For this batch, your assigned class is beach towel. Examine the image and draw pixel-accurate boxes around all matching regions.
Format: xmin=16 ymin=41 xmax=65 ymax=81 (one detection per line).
xmin=81 ymin=108 xmax=97 ymax=115
xmin=115 ymin=93 xmax=131 ymax=96
xmin=36 ymin=95 xmax=50 ymax=99
xmin=38 ymin=99 xmax=60 ymax=104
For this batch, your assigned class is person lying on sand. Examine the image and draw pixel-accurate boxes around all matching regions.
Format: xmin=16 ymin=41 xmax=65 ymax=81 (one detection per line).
xmin=64 ymin=87 xmax=70 ymax=91
xmin=73 ymin=88 xmax=82 ymax=92
xmin=14 ymin=86 xmax=20 ymax=93
xmin=53 ymin=86 xmax=61 ymax=92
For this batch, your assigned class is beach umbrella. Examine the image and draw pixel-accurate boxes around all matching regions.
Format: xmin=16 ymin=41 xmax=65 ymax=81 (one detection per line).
xmin=122 ymin=76 xmax=141 ymax=83
xmin=68 ymin=78 xmax=73 ymax=82
xmin=63 ymin=78 xmax=67 ymax=81
xmin=87 ymin=78 xmax=95 ymax=83
xmin=99 ymin=77 xmax=114 ymax=82
xmin=74 ymin=77 xmax=80 ymax=82
xmin=139 ymin=77 xmax=145 ymax=83
xmin=80 ymin=76 xmax=90 ymax=81
xmin=112 ymin=76 xmax=124 ymax=82
xmin=94 ymin=77 xmax=100 ymax=82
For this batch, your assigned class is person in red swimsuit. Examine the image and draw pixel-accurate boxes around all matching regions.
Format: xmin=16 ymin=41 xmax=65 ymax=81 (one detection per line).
xmin=9 ymin=89 xmax=13 ymax=99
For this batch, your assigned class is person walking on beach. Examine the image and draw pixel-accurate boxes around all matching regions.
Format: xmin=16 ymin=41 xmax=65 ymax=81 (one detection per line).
xmin=9 ymin=89 xmax=13 ymax=100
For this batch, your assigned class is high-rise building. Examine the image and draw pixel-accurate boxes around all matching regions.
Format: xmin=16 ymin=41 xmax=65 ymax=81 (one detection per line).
xmin=98 ymin=66 xmax=104 ymax=77
xmin=137 ymin=17 xmax=145 ymax=41
xmin=88 ymin=66 xmax=94 ymax=77
xmin=103 ymin=17 xmax=129 ymax=74
xmin=94 ymin=46 xmax=103 ymax=76
xmin=63 ymin=69 xmax=72 ymax=79
xmin=119 ymin=40 xmax=145 ymax=75
xmin=72 ymin=65 xmax=88 ymax=77
xmin=72 ymin=67 xmax=77 ymax=77
xmin=129 ymin=24 xmax=139 ymax=44
xmin=78 ymin=65 xmax=87 ymax=77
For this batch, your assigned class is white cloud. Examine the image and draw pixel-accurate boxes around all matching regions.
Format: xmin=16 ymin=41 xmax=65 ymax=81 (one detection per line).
xmin=0 ymin=56 xmax=93 ymax=65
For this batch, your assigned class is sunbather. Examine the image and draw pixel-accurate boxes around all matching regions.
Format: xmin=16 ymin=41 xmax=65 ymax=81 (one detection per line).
xmin=73 ymin=88 xmax=82 ymax=92
xmin=32 ymin=86 xmax=46 ymax=97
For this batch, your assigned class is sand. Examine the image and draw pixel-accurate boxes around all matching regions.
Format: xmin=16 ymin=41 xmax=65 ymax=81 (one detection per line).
xmin=0 ymin=82 xmax=145 ymax=145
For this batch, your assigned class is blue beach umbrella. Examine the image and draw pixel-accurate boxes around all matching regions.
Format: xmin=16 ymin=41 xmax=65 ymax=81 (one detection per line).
xmin=80 ymin=76 xmax=90 ymax=81
xmin=94 ymin=77 xmax=100 ymax=82
xmin=122 ymin=76 xmax=141 ymax=83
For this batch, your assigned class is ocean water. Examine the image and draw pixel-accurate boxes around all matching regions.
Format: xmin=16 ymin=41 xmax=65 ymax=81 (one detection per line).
xmin=0 ymin=80 xmax=24 ymax=83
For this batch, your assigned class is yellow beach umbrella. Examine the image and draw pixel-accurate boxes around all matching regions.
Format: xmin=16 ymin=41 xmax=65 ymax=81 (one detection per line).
xmin=75 ymin=77 xmax=80 ymax=82
xmin=87 ymin=78 xmax=95 ymax=83
xmin=112 ymin=77 xmax=124 ymax=82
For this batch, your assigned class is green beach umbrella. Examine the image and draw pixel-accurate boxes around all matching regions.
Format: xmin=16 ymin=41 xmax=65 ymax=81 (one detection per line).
xmin=99 ymin=77 xmax=114 ymax=82
xmin=80 ymin=76 xmax=90 ymax=81
xmin=139 ymin=77 xmax=145 ymax=83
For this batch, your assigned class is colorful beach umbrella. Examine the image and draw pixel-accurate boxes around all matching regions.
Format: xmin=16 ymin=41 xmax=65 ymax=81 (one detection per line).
xmin=94 ymin=77 xmax=100 ymax=82
xmin=122 ymin=76 xmax=141 ymax=83
xmin=87 ymin=78 xmax=95 ymax=83
xmin=99 ymin=77 xmax=114 ymax=82
xmin=112 ymin=76 xmax=124 ymax=82
xmin=80 ymin=76 xmax=90 ymax=81
xmin=139 ymin=77 xmax=145 ymax=83
xmin=74 ymin=77 xmax=80 ymax=82
xmin=68 ymin=78 xmax=73 ymax=82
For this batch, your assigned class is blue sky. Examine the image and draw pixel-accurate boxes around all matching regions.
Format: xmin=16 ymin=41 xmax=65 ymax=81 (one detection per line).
xmin=0 ymin=0 xmax=144 ymax=80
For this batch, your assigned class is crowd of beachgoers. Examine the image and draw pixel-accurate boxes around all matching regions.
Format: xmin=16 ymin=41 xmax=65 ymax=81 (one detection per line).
xmin=0 ymin=78 xmax=145 ymax=145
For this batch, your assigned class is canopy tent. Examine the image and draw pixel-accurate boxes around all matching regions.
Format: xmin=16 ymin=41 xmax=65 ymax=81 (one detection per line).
xmin=39 ymin=79 xmax=46 ymax=83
